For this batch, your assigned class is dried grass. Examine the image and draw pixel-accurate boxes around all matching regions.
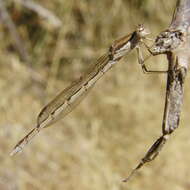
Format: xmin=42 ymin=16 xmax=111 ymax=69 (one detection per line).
xmin=1 ymin=0 xmax=190 ymax=190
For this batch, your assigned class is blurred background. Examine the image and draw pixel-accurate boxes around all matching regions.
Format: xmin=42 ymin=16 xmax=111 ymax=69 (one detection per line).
xmin=1 ymin=0 xmax=190 ymax=189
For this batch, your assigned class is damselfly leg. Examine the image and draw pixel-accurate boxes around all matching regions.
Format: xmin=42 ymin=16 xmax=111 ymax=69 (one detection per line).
xmin=136 ymin=45 xmax=168 ymax=74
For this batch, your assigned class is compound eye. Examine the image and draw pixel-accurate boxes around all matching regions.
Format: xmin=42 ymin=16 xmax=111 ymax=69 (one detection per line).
xmin=137 ymin=24 xmax=144 ymax=32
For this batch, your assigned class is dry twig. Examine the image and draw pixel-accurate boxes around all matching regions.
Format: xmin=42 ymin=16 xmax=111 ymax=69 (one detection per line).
xmin=14 ymin=0 xmax=62 ymax=28
xmin=123 ymin=0 xmax=190 ymax=182
xmin=0 ymin=0 xmax=30 ymax=62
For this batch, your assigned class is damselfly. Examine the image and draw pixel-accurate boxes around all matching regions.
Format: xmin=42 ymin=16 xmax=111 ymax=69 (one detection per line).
xmin=11 ymin=24 xmax=153 ymax=156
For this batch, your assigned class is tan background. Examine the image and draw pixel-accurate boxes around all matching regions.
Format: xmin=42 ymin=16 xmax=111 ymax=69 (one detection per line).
xmin=1 ymin=0 xmax=190 ymax=189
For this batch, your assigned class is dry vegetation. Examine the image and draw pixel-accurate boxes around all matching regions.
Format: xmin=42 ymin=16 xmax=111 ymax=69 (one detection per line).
xmin=1 ymin=0 xmax=190 ymax=189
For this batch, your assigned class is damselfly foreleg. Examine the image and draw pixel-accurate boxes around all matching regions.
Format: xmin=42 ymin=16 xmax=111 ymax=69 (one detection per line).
xmin=136 ymin=45 xmax=168 ymax=74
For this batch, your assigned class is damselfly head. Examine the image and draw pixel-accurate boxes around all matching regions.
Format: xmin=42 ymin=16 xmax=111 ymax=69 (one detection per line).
xmin=150 ymin=29 xmax=184 ymax=55
xmin=136 ymin=24 xmax=150 ymax=38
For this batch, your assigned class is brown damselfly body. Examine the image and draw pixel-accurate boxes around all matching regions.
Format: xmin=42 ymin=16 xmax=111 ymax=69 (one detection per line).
xmin=11 ymin=24 xmax=152 ymax=156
